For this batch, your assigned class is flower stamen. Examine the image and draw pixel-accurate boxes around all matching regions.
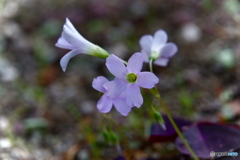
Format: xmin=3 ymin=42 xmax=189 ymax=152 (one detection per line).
xmin=126 ymin=73 xmax=137 ymax=83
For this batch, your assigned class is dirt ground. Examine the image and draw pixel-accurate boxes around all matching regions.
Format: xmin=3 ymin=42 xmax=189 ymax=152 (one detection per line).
xmin=1 ymin=0 xmax=240 ymax=159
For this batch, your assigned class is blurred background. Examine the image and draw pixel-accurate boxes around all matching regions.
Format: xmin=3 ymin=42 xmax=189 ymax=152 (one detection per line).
xmin=1 ymin=0 xmax=240 ymax=159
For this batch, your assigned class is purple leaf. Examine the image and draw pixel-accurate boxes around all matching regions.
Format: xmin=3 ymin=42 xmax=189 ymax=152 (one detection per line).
xmin=113 ymin=156 xmax=126 ymax=160
xmin=149 ymin=115 xmax=191 ymax=143
xmin=176 ymin=122 xmax=240 ymax=159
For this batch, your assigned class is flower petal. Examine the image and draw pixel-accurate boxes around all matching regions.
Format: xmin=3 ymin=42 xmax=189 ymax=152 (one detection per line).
xmin=136 ymin=72 xmax=159 ymax=88
xmin=63 ymin=18 xmax=96 ymax=49
xmin=139 ymin=35 xmax=153 ymax=53
xmin=160 ymin=43 xmax=178 ymax=58
xmin=55 ymin=33 xmax=76 ymax=50
xmin=151 ymin=30 xmax=167 ymax=52
xmin=60 ymin=49 xmax=82 ymax=72
xmin=127 ymin=52 xmax=143 ymax=74
xmin=97 ymin=94 xmax=113 ymax=113
xmin=63 ymin=27 xmax=90 ymax=51
xmin=106 ymin=54 xmax=127 ymax=78
xmin=104 ymin=78 xmax=127 ymax=99
xmin=153 ymin=58 xmax=169 ymax=66
xmin=92 ymin=76 xmax=109 ymax=93
xmin=126 ymin=84 xmax=143 ymax=108
xmin=141 ymin=50 xmax=150 ymax=62
xmin=65 ymin=18 xmax=80 ymax=35
xmin=113 ymin=97 xmax=132 ymax=116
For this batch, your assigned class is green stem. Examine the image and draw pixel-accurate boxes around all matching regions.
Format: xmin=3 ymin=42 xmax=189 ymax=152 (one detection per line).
xmin=149 ymin=59 xmax=153 ymax=72
xmin=150 ymin=88 xmax=199 ymax=160
xmin=148 ymin=59 xmax=198 ymax=160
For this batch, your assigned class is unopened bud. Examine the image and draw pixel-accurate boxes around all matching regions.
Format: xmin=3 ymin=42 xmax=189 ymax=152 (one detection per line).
xmin=102 ymin=130 xmax=110 ymax=142
xmin=109 ymin=133 xmax=118 ymax=145
xmin=152 ymin=108 xmax=166 ymax=130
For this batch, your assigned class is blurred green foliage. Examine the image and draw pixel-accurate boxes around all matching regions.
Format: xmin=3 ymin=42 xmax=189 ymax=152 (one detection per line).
xmin=178 ymin=90 xmax=199 ymax=118
xmin=23 ymin=118 xmax=49 ymax=136
xmin=224 ymin=0 xmax=240 ymax=15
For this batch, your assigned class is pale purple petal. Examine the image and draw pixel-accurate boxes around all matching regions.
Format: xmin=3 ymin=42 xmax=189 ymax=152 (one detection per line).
xmin=139 ymin=35 xmax=153 ymax=53
xmin=113 ymin=98 xmax=132 ymax=116
xmin=126 ymin=84 xmax=143 ymax=108
xmin=106 ymin=54 xmax=127 ymax=78
xmin=65 ymin=18 xmax=79 ymax=35
xmin=92 ymin=76 xmax=108 ymax=93
xmin=63 ymin=27 xmax=90 ymax=50
xmin=136 ymin=72 xmax=159 ymax=88
xmin=153 ymin=58 xmax=169 ymax=66
xmin=118 ymin=91 xmax=126 ymax=99
xmin=64 ymin=18 xmax=96 ymax=49
xmin=141 ymin=50 xmax=150 ymax=62
xmin=97 ymin=94 xmax=113 ymax=113
xmin=151 ymin=30 xmax=167 ymax=52
xmin=104 ymin=78 xmax=127 ymax=99
xmin=127 ymin=52 xmax=143 ymax=74
xmin=60 ymin=49 xmax=82 ymax=72
xmin=160 ymin=43 xmax=178 ymax=58
xmin=55 ymin=34 xmax=76 ymax=50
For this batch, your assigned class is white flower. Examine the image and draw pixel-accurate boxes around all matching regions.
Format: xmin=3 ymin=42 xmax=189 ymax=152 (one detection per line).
xmin=139 ymin=29 xmax=178 ymax=66
xmin=55 ymin=18 xmax=109 ymax=71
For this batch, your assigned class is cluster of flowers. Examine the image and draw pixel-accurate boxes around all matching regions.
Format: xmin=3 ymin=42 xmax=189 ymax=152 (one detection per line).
xmin=56 ymin=18 xmax=177 ymax=116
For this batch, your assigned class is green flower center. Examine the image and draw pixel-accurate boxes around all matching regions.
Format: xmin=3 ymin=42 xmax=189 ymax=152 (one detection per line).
xmin=126 ymin=73 xmax=137 ymax=83
xmin=150 ymin=51 xmax=160 ymax=60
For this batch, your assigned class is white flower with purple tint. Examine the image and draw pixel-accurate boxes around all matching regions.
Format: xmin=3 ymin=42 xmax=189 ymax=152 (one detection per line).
xmin=139 ymin=29 xmax=178 ymax=66
xmin=55 ymin=18 xmax=109 ymax=72
xmin=104 ymin=52 xmax=159 ymax=107
xmin=92 ymin=76 xmax=132 ymax=116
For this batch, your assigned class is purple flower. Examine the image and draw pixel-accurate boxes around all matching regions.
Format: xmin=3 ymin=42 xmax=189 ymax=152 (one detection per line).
xmin=55 ymin=18 xmax=109 ymax=72
xmin=139 ymin=29 xmax=178 ymax=66
xmin=92 ymin=76 xmax=132 ymax=116
xmin=104 ymin=52 xmax=159 ymax=107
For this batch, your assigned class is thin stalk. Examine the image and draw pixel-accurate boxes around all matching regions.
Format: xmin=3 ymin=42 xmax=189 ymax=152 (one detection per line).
xmin=149 ymin=59 xmax=153 ymax=72
xmin=151 ymin=88 xmax=199 ymax=160
xmin=148 ymin=61 xmax=198 ymax=160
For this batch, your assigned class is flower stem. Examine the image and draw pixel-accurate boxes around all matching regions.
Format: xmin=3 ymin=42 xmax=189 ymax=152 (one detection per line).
xmin=149 ymin=59 xmax=153 ymax=72
xmin=150 ymin=88 xmax=199 ymax=160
